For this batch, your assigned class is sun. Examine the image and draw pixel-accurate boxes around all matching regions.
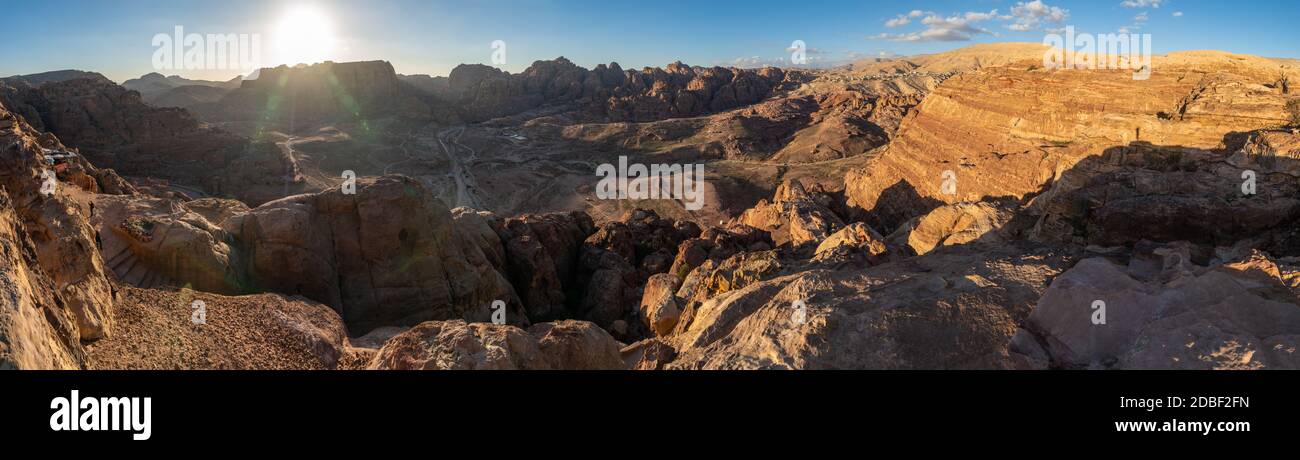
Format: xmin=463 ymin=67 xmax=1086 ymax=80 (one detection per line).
xmin=272 ymin=5 xmax=336 ymax=66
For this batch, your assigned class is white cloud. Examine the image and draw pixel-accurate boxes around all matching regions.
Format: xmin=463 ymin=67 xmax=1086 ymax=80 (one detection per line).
xmin=872 ymin=9 xmax=998 ymax=42
xmin=1121 ymin=0 xmax=1164 ymax=8
xmin=1172 ymin=11 xmax=1184 ymax=17
xmin=870 ymin=2 xmax=1070 ymax=42
xmin=1006 ymin=1 xmax=1070 ymax=32
xmin=885 ymin=10 xmax=934 ymax=28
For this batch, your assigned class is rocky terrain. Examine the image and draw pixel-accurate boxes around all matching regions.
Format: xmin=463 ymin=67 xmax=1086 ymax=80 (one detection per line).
xmin=4 ymin=43 xmax=1300 ymax=370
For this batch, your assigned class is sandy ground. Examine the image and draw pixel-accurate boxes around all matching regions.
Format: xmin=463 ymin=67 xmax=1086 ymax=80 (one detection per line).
xmin=85 ymin=286 xmax=362 ymax=370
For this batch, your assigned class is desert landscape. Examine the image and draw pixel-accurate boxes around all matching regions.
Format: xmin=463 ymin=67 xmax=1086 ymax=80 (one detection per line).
xmin=3 ymin=2 xmax=1300 ymax=371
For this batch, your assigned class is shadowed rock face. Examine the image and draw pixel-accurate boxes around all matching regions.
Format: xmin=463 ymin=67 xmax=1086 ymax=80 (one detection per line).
xmin=192 ymin=60 xmax=435 ymax=127
xmin=0 ymin=75 xmax=302 ymax=206
xmin=238 ymin=175 xmax=523 ymax=335
xmin=444 ymin=57 xmax=797 ymax=123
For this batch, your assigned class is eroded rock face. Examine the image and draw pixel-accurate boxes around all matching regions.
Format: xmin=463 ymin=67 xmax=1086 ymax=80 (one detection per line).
xmin=239 ymin=176 xmax=523 ymax=335
xmin=844 ymin=56 xmax=1297 ymax=233
xmin=1028 ymin=140 xmax=1300 ymax=250
xmin=0 ymin=102 xmax=115 ymax=341
xmin=0 ymin=75 xmax=302 ymax=206
xmin=94 ymin=194 xmax=245 ymax=294
xmin=366 ymin=319 xmax=623 ymax=370
xmin=0 ymin=190 xmax=86 ymax=369
xmin=640 ymin=274 xmax=682 ymax=337
xmin=1019 ymin=253 xmax=1300 ymax=369
xmin=667 ymin=243 xmax=1074 ymax=369
xmin=492 ymin=211 xmax=594 ymax=321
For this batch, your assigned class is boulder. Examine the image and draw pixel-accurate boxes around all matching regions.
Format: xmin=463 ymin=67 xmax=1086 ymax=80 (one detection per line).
xmin=1022 ymin=254 xmax=1300 ymax=369
xmin=814 ymin=222 xmax=888 ymax=263
xmin=640 ymin=274 xmax=682 ymax=336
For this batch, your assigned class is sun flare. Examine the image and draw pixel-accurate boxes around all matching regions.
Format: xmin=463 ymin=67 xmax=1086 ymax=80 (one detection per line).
xmin=272 ymin=5 xmax=336 ymax=66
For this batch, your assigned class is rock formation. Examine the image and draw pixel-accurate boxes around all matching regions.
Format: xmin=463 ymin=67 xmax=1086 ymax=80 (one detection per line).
xmin=444 ymin=57 xmax=799 ymax=123
xmin=238 ymin=175 xmax=523 ymax=335
xmin=0 ymin=101 xmax=115 ymax=342
xmin=0 ymin=74 xmax=303 ymax=205
xmin=366 ymin=319 xmax=623 ymax=370
xmin=192 ymin=61 xmax=434 ymax=127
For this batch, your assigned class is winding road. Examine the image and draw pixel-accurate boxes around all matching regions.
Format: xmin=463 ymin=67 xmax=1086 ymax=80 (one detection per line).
xmin=432 ymin=127 xmax=485 ymax=209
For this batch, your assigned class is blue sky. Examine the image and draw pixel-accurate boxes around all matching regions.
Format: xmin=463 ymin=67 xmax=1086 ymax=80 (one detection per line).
xmin=2 ymin=0 xmax=1297 ymax=82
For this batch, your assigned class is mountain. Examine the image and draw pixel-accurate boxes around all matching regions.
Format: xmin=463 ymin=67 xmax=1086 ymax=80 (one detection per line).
xmin=120 ymin=72 xmax=242 ymax=107
xmin=188 ymin=60 xmax=435 ymax=129
xmin=2 ymin=69 xmax=106 ymax=87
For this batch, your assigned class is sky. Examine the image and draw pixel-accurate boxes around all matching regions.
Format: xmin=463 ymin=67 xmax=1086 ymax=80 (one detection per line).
xmin=2 ymin=0 xmax=1297 ymax=83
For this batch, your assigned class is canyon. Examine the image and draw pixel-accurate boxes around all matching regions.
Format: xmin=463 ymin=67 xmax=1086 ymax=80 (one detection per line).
xmin=3 ymin=43 xmax=1300 ymax=369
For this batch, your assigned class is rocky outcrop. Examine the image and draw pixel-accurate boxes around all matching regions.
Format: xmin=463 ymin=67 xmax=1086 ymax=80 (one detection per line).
xmin=94 ymin=194 xmax=245 ymax=293
xmin=813 ymin=222 xmax=887 ymax=264
xmin=736 ymin=180 xmax=845 ymax=248
xmin=0 ymin=190 xmax=86 ymax=369
xmin=239 ymin=176 xmax=523 ymax=335
xmin=888 ymin=201 xmax=1012 ymax=256
xmin=845 ymin=55 xmax=1298 ymax=233
xmin=667 ymin=225 xmax=773 ymax=280
xmin=621 ymin=338 xmax=676 ymax=370
xmin=639 ymin=274 xmax=682 ymax=337
xmin=666 ymin=243 xmax=1074 ymax=369
xmin=365 ymin=319 xmax=623 ymax=370
xmin=576 ymin=209 xmax=699 ymax=338
xmin=0 ymin=75 xmax=302 ymax=206
xmin=0 ymin=102 xmax=115 ymax=341
xmin=1018 ymin=253 xmax=1300 ymax=369
xmin=491 ymin=211 xmax=594 ymax=321
xmin=1028 ymin=139 xmax=1300 ymax=250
